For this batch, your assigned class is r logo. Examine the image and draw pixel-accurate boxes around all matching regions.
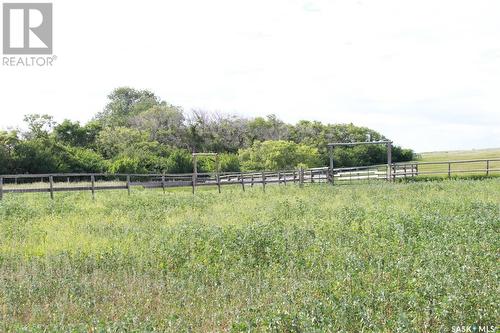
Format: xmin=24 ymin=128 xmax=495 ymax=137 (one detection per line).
xmin=3 ymin=3 xmax=53 ymax=54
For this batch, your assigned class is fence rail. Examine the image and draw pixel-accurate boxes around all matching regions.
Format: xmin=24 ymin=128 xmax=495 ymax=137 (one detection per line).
xmin=392 ymin=158 xmax=500 ymax=179
xmin=0 ymin=158 xmax=498 ymax=200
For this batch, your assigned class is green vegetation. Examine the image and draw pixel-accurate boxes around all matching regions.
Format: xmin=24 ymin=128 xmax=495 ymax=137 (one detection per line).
xmin=0 ymin=180 xmax=498 ymax=331
xmin=239 ymin=140 xmax=321 ymax=171
xmin=0 ymin=87 xmax=413 ymax=175
xmin=418 ymin=148 xmax=500 ymax=162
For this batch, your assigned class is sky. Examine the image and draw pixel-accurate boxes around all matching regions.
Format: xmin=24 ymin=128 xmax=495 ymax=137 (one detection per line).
xmin=1 ymin=0 xmax=499 ymax=152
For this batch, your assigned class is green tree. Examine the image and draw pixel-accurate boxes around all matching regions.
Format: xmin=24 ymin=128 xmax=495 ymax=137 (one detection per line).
xmin=96 ymin=127 xmax=150 ymax=159
xmin=246 ymin=115 xmax=290 ymax=144
xmin=0 ymin=131 xmax=17 ymax=174
xmin=95 ymin=87 xmax=163 ymax=127
xmin=23 ymin=114 xmax=56 ymax=139
xmin=130 ymin=105 xmax=186 ymax=147
xmin=12 ymin=138 xmax=70 ymax=173
xmin=108 ymin=156 xmax=147 ymax=174
xmin=65 ymin=147 xmax=108 ymax=173
xmin=165 ymin=149 xmax=193 ymax=173
xmin=54 ymin=120 xmax=102 ymax=148
xmin=196 ymin=153 xmax=240 ymax=173
xmin=239 ymin=140 xmax=321 ymax=171
xmin=2 ymin=87 xmax=414 ymax=175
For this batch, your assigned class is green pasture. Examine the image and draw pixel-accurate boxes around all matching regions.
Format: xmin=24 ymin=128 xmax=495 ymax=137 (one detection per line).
xmin=408 ymin=148 xmax=500 ymax=177
xmin=0 ymin=179 xmax=498 ymax=332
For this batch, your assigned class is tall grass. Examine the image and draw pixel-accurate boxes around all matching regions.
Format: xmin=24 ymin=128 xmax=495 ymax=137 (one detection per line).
xmin=0 ymin=180 xmax=498 ymax=332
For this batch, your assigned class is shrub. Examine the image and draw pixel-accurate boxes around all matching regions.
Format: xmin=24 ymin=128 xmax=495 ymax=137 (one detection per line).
xmin=196 ymin=153 xmax=240 ymax=173
xmin=65 ymin=147 xmax=108 ymax=173
xmin=108 ymin=156 xmax=146 ymax=174
xmin=164 ymin=149 xmax=192 ymax=173
xmin=239 ymin=140 xmax=321 ymax=171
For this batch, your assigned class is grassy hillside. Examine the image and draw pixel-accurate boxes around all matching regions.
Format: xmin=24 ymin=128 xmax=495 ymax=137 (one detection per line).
xmin=0 ymin=181 xmax=498 ymax=331
xmin=412 ymin=148 xmax=500 ymax=177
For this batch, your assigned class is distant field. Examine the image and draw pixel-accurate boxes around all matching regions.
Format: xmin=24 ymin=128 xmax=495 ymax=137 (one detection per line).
xmin=411 ymin=148 xmax=500 ymax=177
xmin=417 ymin=147 xmax=500 ymax=162
xmin=0 ymin=181 xmax=498 ymax=331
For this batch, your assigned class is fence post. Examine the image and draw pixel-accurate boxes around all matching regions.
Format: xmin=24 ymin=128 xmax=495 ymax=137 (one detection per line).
xmin=283 ymin=171 xmax=287 ymax=186
xmin=448 ymin=162 xmax=451 ymax=178
xmin=126 ymin=175 xmax=131 ymax=196
xmin=0 ymin=177 xmax=3 ymax=201
xmin=240 ymin=173 xmax=245 ymax=191
xmin=387 ymin=141 xmax=392 ymax=181
xmin=251 ymin=174 xmax=254 ymax=187
xmin=310 ymin=170 xmax=313 ymax=183
xmin=162 ymin=173 xmax=166 ymax=193
xmin=192 ymin=154 xmax=197 ymax=195
xmin=262 ymin=171 xmax=266 ymax=192
xmin=49 ymin=175 xmax=54 ymax=200
xmin=91 ymin=174 xmax=95 ymax=200
xmin=192 ymin=173 xmax=195 ymax=195
xmin=486 ymin=160 xmax=490 ymax=176
xmin=216 ymin=171 xmax=221 ymax=194
xmin=299 ymin=168 xmax=304 ymax=188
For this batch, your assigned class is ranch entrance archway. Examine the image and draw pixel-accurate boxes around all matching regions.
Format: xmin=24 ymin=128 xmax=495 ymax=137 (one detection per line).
xmin=192 ymin=152 xmax=220 ymax=193
xmin=327 ymin=141 xmax=393 ymax=182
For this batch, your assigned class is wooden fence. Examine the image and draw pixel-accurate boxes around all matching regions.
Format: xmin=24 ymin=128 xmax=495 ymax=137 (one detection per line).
xmin=0 ymin=158 xmax=498 ymax=200
xmin=391 ymin=158 xmax=500 ymax=179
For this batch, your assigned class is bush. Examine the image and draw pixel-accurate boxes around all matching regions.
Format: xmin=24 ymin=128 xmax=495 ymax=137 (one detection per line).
xmin=11 ymin=139 xmax=72 ymax=173
xmin=0 ymin=146 xmax=11 ymax=174
xmin=165 ymin=149 xmax=192 ymax=174
xmin=332 ymin=144 xmax=413 ymax=167
xmin=393 ymin=146 xmax=415 ymax=162
xmin=219 ymin=153 xmax=240 ymax=172
xmin=239 ymin=140 xmax=321 ymax=171
xmin=65 ymin=147 xmax=108 ymax=173
xmin=196 ymin=153 xmax=240 ymax=173
xmin=108 ymin=156 xmax=147 ymax=174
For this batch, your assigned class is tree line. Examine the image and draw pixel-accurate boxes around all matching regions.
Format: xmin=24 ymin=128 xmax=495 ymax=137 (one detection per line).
xmin=0 ymin=87 xmax=414 ymax=175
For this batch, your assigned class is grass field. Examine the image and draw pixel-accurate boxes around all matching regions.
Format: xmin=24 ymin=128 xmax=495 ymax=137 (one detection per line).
xmin=410 ymin=148 xmax=500 ymax=177
xmin=0 ymin=181 xmax=499 ymax=332
xmin=418 ymin=148 xmax=500 ymax=162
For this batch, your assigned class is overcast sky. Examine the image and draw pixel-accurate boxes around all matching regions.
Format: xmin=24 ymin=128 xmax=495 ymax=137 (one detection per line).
xmin=1 ymin=0 xmax=499 ymax=152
